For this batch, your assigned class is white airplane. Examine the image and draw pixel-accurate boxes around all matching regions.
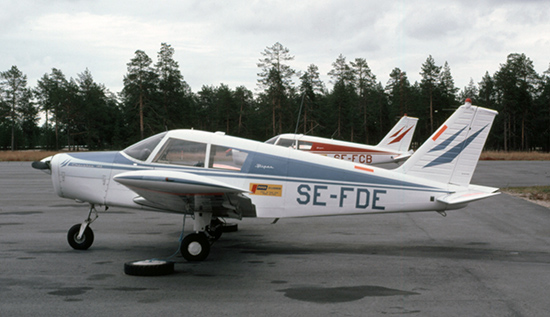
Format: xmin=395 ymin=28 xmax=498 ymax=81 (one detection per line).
xmin=33 ymin=100 xmax=499 ymax=263
xmin=266 ymin=115 xmax=418 ymax=165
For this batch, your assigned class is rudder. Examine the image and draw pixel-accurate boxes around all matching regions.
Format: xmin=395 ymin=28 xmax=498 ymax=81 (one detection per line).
xmin=397 ymin=100 xmax=497 ymax=186
xmin=376 ymin=116 xmax=418 ymax=152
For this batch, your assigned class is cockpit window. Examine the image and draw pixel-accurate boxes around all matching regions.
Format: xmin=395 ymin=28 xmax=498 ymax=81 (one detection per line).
xmin=153 ymin=138 xmax=207 ymax=167
xmin=123 ymin=132 xmax=167 ymax=161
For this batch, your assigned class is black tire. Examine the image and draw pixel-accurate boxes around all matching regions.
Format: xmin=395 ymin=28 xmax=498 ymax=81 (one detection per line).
xmin=222 ymin=223 xmax=238 ymax=233
xmin=67 ymin=224 xmax=94 ymax=250
xmin=180 ymin=233 xmax=210 ymax=261
xmin=124 ymin=260 xmax=174 ymax=276
xmin=207 ymin=221 xmax=224 ymax=241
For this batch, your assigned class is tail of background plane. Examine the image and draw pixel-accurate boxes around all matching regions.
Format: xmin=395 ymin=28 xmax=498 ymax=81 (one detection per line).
xmin=397 ymin=100 xmax=498 ymax=187
xmin=376 ymin=116 xmax=418 ymax=152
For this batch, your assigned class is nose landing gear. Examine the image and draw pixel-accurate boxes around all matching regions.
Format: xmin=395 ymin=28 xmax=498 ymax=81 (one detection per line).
xmin=67 ymin=204 xmax=99 ymax=250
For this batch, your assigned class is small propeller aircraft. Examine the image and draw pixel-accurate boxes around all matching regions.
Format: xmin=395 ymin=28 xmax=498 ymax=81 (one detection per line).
xmin=265 ymin=115 xmax=418 ymax=165
xmin=33 ymin=100 xmax=499 ymax=263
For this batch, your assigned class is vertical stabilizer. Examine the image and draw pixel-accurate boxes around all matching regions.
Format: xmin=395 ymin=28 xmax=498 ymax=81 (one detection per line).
xmin=377 ymin=116 xmax=418 ymax=152
xmin=398 ymin=101 xmax=497 ymax=186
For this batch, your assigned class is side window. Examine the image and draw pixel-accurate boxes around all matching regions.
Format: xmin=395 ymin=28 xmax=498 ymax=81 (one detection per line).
xmin=209 ymin=145 xmax=248 ymax=171
xmin=298 ymin=141 xmax=313 ymax=150
xmin=153 ymin=138 xmax=207 ymax=167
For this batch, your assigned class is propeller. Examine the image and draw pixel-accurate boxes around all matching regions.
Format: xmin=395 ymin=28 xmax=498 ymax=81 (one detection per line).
xmin=31 ymin=155 xmax=54 ymax=173
xmin=32 ymin=160 xmax=50 ymax=170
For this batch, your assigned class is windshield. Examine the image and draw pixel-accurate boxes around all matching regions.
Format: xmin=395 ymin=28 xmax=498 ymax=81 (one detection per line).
xmin=265 ymin=136 xmax=279 ymax=144
xmin=123 ymin=132 xmax=167 ymax=161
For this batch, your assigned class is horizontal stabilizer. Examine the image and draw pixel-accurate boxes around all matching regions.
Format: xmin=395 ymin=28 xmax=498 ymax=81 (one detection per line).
xmin=437 ymin=185 xmax=500 ymax=206
xmin=392 ymin=151 xmax=413 ymax=163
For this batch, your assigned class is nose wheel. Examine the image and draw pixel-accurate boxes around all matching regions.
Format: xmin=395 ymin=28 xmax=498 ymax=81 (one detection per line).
xmin=68 ymin=224 xmax=94 ymax=250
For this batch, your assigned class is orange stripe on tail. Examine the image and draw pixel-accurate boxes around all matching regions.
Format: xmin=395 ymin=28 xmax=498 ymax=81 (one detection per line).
xmin=432 ymin=125 xmax=448 ymax=141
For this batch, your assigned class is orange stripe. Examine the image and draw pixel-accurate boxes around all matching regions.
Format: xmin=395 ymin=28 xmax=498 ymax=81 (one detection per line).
xmin=354 ymin=165 xmax=374 ymax=173
xmin=432 ymin=125 xmax=448 ymax=141
xmin=390 ymin=127 xmax=404 ymax=138
xmin=388 ymin=126 xmax=413 ymax=145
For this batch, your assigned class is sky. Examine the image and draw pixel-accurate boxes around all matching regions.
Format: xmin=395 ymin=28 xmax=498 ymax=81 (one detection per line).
xmin=1 ymin=0 xmax=549 ymax=96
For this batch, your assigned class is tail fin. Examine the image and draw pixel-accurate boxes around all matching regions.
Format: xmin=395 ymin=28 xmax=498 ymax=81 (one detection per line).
xmin=377 ymin=116 xmax=418 ymax=152
xmin=397 ymin=101 xmax=498 ymax=186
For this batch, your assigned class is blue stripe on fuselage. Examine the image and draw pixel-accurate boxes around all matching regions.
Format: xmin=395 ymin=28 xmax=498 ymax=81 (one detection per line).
xmin=64 ymin=150 xmax=435 ymax=191
xmin=242 ymin=151 xmax=431 ymax=189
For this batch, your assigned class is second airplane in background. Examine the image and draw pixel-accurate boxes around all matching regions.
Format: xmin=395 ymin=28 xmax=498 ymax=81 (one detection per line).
xmin=265 ymin=116 xmax=418 ymax=165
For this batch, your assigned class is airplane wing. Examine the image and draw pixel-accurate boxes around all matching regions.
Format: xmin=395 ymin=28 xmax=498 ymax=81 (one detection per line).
xmin=113 ymin=170 xmax=255 ymax=218
xmin=436 ymin=184 xmax=500 ymax=206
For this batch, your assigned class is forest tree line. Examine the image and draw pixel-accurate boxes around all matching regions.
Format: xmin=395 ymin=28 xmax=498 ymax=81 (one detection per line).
xmin=1 ymin=42 xmax=550 ymax=152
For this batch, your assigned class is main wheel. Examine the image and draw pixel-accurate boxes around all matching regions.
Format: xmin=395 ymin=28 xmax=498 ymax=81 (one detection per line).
xmin=207 ymin=219 xmax=224 ymax=241
xmin=67 ymin=224 xmax=94 ymax=250
xmin=180 ymin=233 xmax=210 ymax=261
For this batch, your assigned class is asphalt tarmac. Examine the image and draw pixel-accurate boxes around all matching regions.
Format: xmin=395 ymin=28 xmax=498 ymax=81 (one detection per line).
xmin=1 ymin=160 xmax=550 ymax=316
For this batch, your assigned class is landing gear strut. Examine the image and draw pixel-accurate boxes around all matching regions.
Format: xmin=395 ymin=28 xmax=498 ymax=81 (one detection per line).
xmin=67 ymin=204 xmax=99 ymax=250
xmin=179 ymin=211 xmax=216 ymax=261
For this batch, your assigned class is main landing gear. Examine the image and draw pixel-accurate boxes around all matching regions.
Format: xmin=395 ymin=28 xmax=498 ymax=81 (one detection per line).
xmin=179 ymin=212 xmax=225 ymax=262
xmin=67 ymin=204 xmax=99 ymax=250
xmin=66 ymin=204 xmax=236 ymax=263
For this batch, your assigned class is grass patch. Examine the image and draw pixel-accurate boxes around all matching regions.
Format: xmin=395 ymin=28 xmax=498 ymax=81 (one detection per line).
xmin=503 ymin=186 xmax=550 ymax=203
xmin=0 ymin=151 xmax=61 ymax=162
xmin=481 ymin=151 xmax=550 ymax=161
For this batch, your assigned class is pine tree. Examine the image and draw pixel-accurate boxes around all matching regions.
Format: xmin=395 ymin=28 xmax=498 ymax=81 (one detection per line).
xmin=350 ymin=58 xmax=376 ymax=142
xmin=155 ymin=43 xmax=192 ymax=131
xmin=121 ymin=50 xmax=157 ymax=140
xmin=420 ymin=55 xmax=441 ymax=133
xmin=257 ymin=42 xmax=296 ymax=135
xmin=0 ymin=66 xmax=31 ymax=150
xmin=298 ymin=64 xmax=325 ymax=135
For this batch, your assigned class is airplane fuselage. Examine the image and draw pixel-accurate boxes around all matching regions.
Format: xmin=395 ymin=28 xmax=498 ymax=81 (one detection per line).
xmin=265 ymin=134 xmax=410 ymax=165
xmin=47 ymin=130 xmax=459 ymax=220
